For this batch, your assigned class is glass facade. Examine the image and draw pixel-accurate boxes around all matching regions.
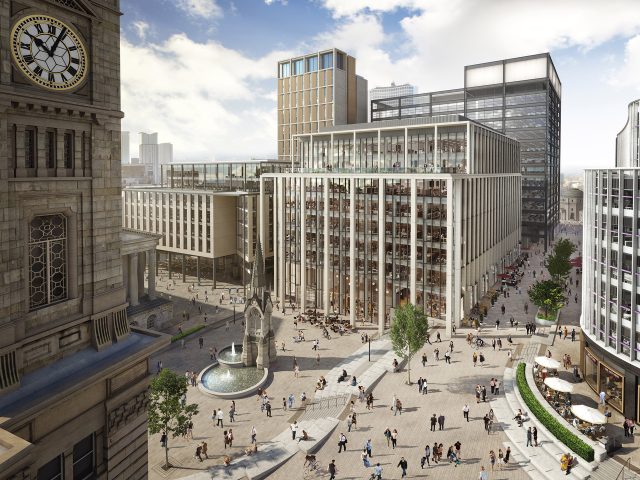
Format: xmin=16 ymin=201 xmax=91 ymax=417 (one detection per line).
xmin=370 ymin=54 xmax=561 ymax=249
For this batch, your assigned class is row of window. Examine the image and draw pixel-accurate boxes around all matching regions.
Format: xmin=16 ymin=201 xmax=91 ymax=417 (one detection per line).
xmin=37 ymin=433 xmax=94 ymax=480
xmin=279 ymin=52 xmax=342 ymax=78
xmin=21 ymin=127 xmax=76 ymax=169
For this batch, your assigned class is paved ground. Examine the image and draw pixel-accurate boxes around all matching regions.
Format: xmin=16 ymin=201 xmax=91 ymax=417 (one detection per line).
xmin=146 ymin=225 xmax=640 ymax=479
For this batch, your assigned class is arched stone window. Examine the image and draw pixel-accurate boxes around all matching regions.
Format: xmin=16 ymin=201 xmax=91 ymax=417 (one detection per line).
xmin=29 ymin=214 xmax=67 ymax=310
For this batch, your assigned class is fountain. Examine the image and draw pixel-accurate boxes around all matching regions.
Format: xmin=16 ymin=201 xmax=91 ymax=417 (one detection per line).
xmin=198 ymin=240 xmax=276 ymax=399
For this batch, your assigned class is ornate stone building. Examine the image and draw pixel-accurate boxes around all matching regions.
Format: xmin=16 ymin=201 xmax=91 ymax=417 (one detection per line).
xmin=0 ymin=1 xmax=168 ymax=478
xmin=242 ymin=240 xmax=277 ymax=369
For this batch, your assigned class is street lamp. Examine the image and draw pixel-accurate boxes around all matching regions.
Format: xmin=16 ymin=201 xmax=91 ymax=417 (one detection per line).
xmin=368 ymin=335 xmax=371 ymax=362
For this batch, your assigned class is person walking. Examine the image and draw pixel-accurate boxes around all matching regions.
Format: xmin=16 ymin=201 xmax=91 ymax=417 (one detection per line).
xmin=288 ymin=393 xmax=295 ymax=409
xmin=422 ymin=352 xmax=428 ymax=367
xmin=438 ymin=414 xmax=445 ymax=430
xmin=504 ymin=446 xmax=511 ymax=466
xmin=473 ymin=352 xmax=478 ymax=367
xmin=338 ymin=432 xmax=347 ymax=453
xmin=489 ymin=450 xmax=496 ymax=471
xmin=361 ymin=449 xmax=371 ymax=468
xmin=463 ymin=404 xmax=470 ymax=422
xmin=384 ymin=427 xmax=392 ymax=446
xmin=216 ymin=408 xmax=224 ymax=427
xmin=201 ymin=441 xmax=208 ymax=459
xmin=526 ymin=427 xmax=533 ymax=447
xmin=365 ymin=439 xmax=372 ymax=457
xmin=251 ymin=426 xmax=257 ymax=444
xmin=195 ymin=444 xmax=203 ymax=462
xmin=397 ymin=457 xmax=408 ymax=478
xmin=391 ymin=429 xmax=398 ymax=449
xmin=373 ymin=463 xmax=383 ymax=480
xmin=430 ymin=414 xmax=437 ymax=432
xmin=347 ymin=414 xmax=353 ymax=432
xmin=533 ymin=426 xmax=538 ymax=446
xmin=479 ymin=465 xmax=489 ymax=480
xmin=423 ymin=445 xmax=431 ymax=468
xmin=266 ymin=401 xmax=272 ymax=417
xmin=328 ymin=460 xmax=337 ymax=480
xmin=291 ymin=421 xmax=298 ymax=440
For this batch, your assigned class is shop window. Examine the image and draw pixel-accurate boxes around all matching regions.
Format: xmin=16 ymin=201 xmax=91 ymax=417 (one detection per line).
xmin=584 ymin=349 xmax=598 ymax=390
xmin=600 ymin=363 xmax=624 ymax=412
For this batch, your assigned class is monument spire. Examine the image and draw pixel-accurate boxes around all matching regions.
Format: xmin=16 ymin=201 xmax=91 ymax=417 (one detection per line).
xmin=250 ymin=238 xmax=266 ymax=296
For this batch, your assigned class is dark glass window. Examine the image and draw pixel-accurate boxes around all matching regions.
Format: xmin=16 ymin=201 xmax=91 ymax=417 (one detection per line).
xmin=73 ymin=433 xmax=94 ymax=480
xmin=45 ymin=130 xmax=56 ymax=168
xmin=64 ymin=132 xmax=73 ymax=168
xmin=306 ymin=56 xmax=318 ymax=72
xmin=336 ymin=52 xmax=344 ymax=70
xmin=37 ymin=455 xmax=63 ymax=480
xmin=321 ymin=52 xmax=333 ymax=69
xmin=25 ymin=128 xmax=36 ymax=168
xmin=292 ymin=58 xmax=304 ymax=75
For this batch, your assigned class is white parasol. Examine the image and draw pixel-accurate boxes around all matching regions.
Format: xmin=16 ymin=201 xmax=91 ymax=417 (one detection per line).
xmin=571 ymin=405 xmax=607 ymax=425
xmin=544 ymin=377 xmax=574 ymax=393
xmin=534 ymin=356 xmax=561 ymax=369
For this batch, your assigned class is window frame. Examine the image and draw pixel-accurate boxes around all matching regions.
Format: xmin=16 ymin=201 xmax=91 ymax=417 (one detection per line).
xmin=73 ymin=433 xmax=95 ymax=480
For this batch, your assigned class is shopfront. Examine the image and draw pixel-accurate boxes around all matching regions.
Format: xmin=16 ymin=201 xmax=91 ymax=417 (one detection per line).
xmin=582 ymin=338 xmax=637 ymax=420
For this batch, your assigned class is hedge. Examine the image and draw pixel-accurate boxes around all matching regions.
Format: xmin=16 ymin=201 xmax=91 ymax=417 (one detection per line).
xmin=516 ymin=363 xmax=595 ymax=462
xmin=171 ymin=324 xmax=205 ymax=343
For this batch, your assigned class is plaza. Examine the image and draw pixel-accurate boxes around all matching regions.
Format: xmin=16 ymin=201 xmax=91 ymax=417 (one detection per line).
xmin=142 ymin=225 xmax=638 ymax=480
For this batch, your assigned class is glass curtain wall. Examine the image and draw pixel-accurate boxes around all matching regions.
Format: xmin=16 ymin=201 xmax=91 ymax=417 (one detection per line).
xmin=384 ymin=179 xmax=411 ymax=311
xmin=354 ymin=179 xmax=379 ymax=323
xmin=327 ymin=179 xmax=350 ymax=313
xmin=437 ymin=126 xmax=467 ymax=172
xmin=381 ymin=130 xmax=405 ymax=171
xmin=354 ymin=133 xmax=378 ymax=171
xmin=333 ymin=135 xmax=354 ymax=171
xmin=284 ymin=177 xmax=302 ymax=304
xmin=416 ymin=179 xmax=447 ymax=318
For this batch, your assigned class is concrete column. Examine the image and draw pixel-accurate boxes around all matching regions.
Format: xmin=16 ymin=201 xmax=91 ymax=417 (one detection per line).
xmin=196 ymin=256 xmax=201 ymax=285
xmin=128 ymin=253 xmax=139 ymax=307
xmin=138 ymin=251 xmax=146 ymax=299
xmin=300 ymin=180 xmax=307 ymax=312
xmin=148 ymin=250 xmax=157 ymax=299
xmin=410 ymin=179 xmax=417 ymax=305
xmin=349 ymin=178 xmax=356 ymax=327
xmin=445 ymin=179 xmax=455 ymax=338
xmin=323 ymin=181 xmax=330 ymax=313
xmin=278 ymin=179 xmax=286 ymax=305
xmin=182 ymin=253 xmax=186 ymax=283
xmin=378 ymin=178 xmax=386 ymax=335
xmin=168 ymin=252 xmax=172 ymax=279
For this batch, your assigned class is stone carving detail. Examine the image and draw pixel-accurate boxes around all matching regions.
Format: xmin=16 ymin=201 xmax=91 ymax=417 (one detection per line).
xmin=107 ymin=390 xmax=148 ymax=435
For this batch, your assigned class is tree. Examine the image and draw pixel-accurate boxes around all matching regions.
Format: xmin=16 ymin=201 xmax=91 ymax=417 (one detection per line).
xmin=148 ymin=369 xmax=199 ymax=469
xmin=389 ymin=303 xmax=430 ymax=385
xmin=546 ymin=238 xmax=576 ymax=283
xmin=528 ymin=280 xmax=566 ymax=319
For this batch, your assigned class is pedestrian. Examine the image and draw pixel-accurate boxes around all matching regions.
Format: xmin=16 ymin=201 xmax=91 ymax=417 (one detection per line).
xmin=226 ymin=429 xmax=234 ymax=447
xmin=294 ymin=364 xmax=300 ymax=378
xmin=479 ymin=465 xmax=489 ymax=480
xmin=479 ymin=352 xmax=485 ymax=366
xmin=455 ymin=440 xmax=462 ymax=460
xmin=288 ymin=393 xmax=295 ymax=409
xmin=533 ymin=426 xmax=538 ymax=446
xmin=473 ymin=351 xmax=478 ymax=367
xmin=216 ymin=408 xmax=224 ymax=427
xmin=229 ymin=403 xmax=235 ymax=422
xmin=438 ymin=414 xmax=445 ymax=430
xmin=489 ymin=450 xmax=496 ymax=471
xmin=490 ymin=378 xmax=496 ymax=394
xmin=195 ymin=444 xmax=203 ymax=462
xmin=328 ymin=459 xmax=337 ymax=480
xmin=449 ymin=340 xmax=454 ymax=353
xmin=492 ymin=339 xmax=496 ymax=351
xmin=495 ymin=379 xmax=501 ymax=395
xmin=437 ymin=332 xmax=442 ymax=342
xmin=397 ymin=456 xmax=408 ymax=478
xmin=201 ymin=441 xmax=208 ymax=459
xmin=338 ymin=432 xmax=347 ymax=452
xmin=430 ymin=414 xmax=437 ymax=431
xmin=290 ymin=421 xmax=299 ymax=440
xmin=504 ymin=446 xmax=511 ymax=465
xmin=391 ymin=429 xmax=398 ymax=449
xmin=444 ymin=350 xmax=451 ymax=364
xmin=373 ymin=463 xmax=383 ymax=480
xmin=365 ymin=438 xmax=372 ymax=457
xmin=251 ymin=426 xmax=257 ymax=444
xmin=484 ymin=414 xmax=490 ymax=432
xmin=347 ymin=414 xmax=353 ymax=432
xmin=463 ymin=404 xmax=470 ymax=422
xmin=423 ymin=444 xmax=431 ymax=468
xmin=497 ymin=449 xmax=503 ymax=468
xmin=361 ymin=449 xmax=371 ymax=468
xmin=422 ymin=352 xmax=428 ymax=366
xmin=571 ymin=328 xmax=576 ymax=342
xmin=481 ymin=385 xmax=487 ymax=402
xmin=526 ymin=427 xmax=533 ymax=447
xmin=384 ymin=427 xmax=392 ymax=446
xmin=198 ymin=337 xmax=203 ymax=349
xmin=160 ymin=431 xmax=167 ymax=448
xmin=599 ymin=390 xmax=606 ymax=406
xmin=266 ymin=401 xmax=272 ymax=417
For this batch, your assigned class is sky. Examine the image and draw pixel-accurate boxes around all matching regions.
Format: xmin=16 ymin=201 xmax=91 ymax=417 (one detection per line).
xmin=121 ymin=0 xmax=640 ymax=174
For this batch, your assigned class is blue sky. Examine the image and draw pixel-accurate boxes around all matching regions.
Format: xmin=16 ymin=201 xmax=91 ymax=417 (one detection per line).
xmin=120 ymin=0 xmax=640 ymax=175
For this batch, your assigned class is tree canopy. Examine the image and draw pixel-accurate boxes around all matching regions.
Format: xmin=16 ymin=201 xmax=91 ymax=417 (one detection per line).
xmin=389 ymin=303 xmax=429 ymax=384
xmin=546 ymin=238 xmax=577 ymax=283
xmin=148 ymin=369 xmax=199 ymax=469
xmin=528 ymin=279 xmax=566 ymax=319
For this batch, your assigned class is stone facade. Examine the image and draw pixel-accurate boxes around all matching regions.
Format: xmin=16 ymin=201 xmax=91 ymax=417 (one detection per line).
xmin=0 ymin=1 xmax=168 ymax=479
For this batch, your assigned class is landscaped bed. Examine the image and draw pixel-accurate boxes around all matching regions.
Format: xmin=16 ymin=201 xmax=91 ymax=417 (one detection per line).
xmin=516 ymin=363 xmax=595 ymax=461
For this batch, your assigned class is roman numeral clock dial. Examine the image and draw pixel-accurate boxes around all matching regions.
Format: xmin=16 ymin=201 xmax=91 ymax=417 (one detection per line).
xmin=11 ymin=15 xmax=87 ymax=91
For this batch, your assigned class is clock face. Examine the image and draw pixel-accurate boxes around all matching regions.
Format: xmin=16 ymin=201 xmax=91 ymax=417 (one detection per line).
xmin=11 ymin=15 xmax=88 ymax=91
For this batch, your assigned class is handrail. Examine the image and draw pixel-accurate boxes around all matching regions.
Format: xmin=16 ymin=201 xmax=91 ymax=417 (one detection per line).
xmin=615 ymin=458 xmax=632 ymax=480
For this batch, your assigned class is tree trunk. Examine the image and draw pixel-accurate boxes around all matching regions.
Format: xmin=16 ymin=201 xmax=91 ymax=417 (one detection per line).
xmin=165 ymin=440 xmax=169 ymax=469
xmin=406 ymin=354 xmax=412 ymax=385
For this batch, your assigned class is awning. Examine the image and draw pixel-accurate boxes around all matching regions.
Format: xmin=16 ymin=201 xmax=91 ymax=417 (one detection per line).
xmin=571 ymin=405 xmax=606 ymax=425
xmin=544 ymin=377 xmax=574 ymax=393
xmin=534 ymin=356 xmax=561 ymax=369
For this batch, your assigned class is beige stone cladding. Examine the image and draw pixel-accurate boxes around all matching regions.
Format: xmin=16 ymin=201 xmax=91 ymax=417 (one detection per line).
xmin=0 ymin=0 xmax=169 ymax=478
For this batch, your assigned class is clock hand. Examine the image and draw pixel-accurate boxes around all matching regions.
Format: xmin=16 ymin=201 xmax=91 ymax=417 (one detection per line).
xmin=24 ymin=32 xmax=51 ymax=55
xmin=49 ymin=27 xmax=68 ymax=57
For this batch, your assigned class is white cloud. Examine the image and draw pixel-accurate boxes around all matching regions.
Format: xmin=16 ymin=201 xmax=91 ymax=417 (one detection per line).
xmin=609 ymin=35 xmax=640 ymax=90
xmin=176 ymin=0 xmax=223 ymax=19
xmin=131 ymin=20 xmax=150 ymax=41
xmin=121 ymin=34 xmax=291 ymax=160
xmin=264 ymin=0 xmax=288 ymax=5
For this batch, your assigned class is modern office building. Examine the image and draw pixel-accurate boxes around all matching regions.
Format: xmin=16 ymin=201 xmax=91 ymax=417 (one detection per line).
xmin=581 ymin=99 xmax=640 ymax=420
xmin=277 ymin=48 xmax=368 ymax=162
xmin=263 ymin=115 xmax=522 ymax=336
xmin=616 ymin=99 xmax=640 ymax=168
xmin=370 ymin=83 xmax=417 ymax=120
xmin=371 ymin=53 xmax=562 ymax=249
xmin=0 ymin=1 xmax=167 ymax=478
xmin=122 ymin=160 xmax=286 ymax=295
xmin=138 ymin=132 xmax=173 ymax=184
xmin=559 ymin=187 xmax=583 ymax=223
xmin=122 ymin=130 xmax=130 ymax=164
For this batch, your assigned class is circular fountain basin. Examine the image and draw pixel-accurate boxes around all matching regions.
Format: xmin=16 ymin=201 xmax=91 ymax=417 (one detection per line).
xmin=197 ymin=362 xmax=268 ymax=399
xmin=218 ymin=344 xmax=244 ymax=368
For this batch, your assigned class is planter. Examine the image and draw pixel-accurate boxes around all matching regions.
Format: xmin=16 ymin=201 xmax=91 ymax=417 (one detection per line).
xmin=535 ymin=307 xmax=560 ymax=327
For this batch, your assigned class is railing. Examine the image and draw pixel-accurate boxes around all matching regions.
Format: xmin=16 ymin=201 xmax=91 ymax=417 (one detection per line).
xmin=307 ymin=393 xmax=350 ymax=412
xmin=615 ymin=458 xmax=632 ymax=480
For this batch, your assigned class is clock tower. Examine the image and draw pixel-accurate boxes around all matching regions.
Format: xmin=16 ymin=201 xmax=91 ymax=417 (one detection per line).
xmin=0 ymin=1 xmax=167 ymax=479
xmin=241 ymin=239 xmax=277 ymax=369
